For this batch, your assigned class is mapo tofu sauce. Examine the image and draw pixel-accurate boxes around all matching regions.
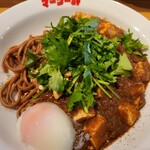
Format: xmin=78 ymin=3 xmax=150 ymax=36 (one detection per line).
xmin=35 ymin=13 xmax=150 ymax=150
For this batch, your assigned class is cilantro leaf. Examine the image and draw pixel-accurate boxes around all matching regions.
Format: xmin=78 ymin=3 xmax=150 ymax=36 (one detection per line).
xmin=84 ymin=42 xmax=92 ymax=65
xmin=83 ymin=67 xmax=93 ymax=89
xmin=67 ymin=83 xmax=83 ymax=111
xmin=84 ymin=17 xmax=99 ymax=28
xmin=82 ymin=90 xmax=95 ymax=112
xmin=112 ymin=52 xmax=133 ymax=77
xmin=118 ymin=53 xmax=133 ymax=71
xmin=38 ymin=64 xmax=53 ymax=76
xmin=48 ymin=69 xmax=64 ymax=92
xmin=25 ymin=49 xmax=41 ymax=68
xmin=44 ymin=38 xmax=73 ymax=70
xmin=122 ymin=30 xmax=148 ymax=54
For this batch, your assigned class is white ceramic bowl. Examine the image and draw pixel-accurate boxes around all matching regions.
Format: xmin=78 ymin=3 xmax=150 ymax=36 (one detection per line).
xmin=0 ymin=0 xmax=150 ymax=149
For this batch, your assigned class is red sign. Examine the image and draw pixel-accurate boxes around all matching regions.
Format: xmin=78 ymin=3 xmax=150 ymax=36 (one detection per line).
xmin=41 ymin=0 xmax=81 ymax=7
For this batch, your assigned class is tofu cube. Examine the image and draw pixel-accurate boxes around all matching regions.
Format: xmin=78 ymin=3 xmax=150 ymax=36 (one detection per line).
xmin=84 ymin=115 xmax=107 ymax=150
xmin=133 ymin=61 xmax=150 ymax=82
xmin=133 ymin=96 xmax=145 ymax=109
xmin=73 ymin=108 xmax=96 ymax=122
xmin=118 ymin=101 xmax=140 ymax=126
xmin=130 ymin=83 xmax=145 ymax=97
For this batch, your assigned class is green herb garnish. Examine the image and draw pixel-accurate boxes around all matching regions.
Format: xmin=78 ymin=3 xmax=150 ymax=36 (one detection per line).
xmin=25 ymin=16 xmax=148 ymax=112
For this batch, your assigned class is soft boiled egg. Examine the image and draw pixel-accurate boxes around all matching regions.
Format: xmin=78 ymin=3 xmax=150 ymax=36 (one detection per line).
xmin=17 ymin=102 xmax=75 ymax=150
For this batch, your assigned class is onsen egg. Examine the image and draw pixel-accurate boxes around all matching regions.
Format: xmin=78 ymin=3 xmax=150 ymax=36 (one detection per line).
xmin=17 ymin=102 xmax=75 ymax=150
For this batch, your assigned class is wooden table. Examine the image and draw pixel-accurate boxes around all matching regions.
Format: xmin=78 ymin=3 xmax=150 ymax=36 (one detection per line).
xmin=0 ymin=0 xmax=150 ymax=20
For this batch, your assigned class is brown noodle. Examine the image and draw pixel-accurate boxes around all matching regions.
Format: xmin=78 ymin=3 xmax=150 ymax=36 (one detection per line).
xmin=0 ymin=34 xmax=44 ymax=118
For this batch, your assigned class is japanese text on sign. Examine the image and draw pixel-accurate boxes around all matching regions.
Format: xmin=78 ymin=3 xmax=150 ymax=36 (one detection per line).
xmin=41 ymin=0 xmax=81 ymax=7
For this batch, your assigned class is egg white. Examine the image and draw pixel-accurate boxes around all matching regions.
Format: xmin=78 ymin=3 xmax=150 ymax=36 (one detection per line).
xmin=16 ymin=102 xmax=75 ymax=150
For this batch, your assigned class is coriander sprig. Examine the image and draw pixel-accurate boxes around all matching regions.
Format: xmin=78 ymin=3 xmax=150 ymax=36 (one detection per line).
xmin=25 ymin=16 xmax=148 ymax=111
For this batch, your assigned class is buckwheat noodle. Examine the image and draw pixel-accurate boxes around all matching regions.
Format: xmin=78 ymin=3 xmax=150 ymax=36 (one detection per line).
xmin=0 ymin=34 xmax=45 ymax=117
